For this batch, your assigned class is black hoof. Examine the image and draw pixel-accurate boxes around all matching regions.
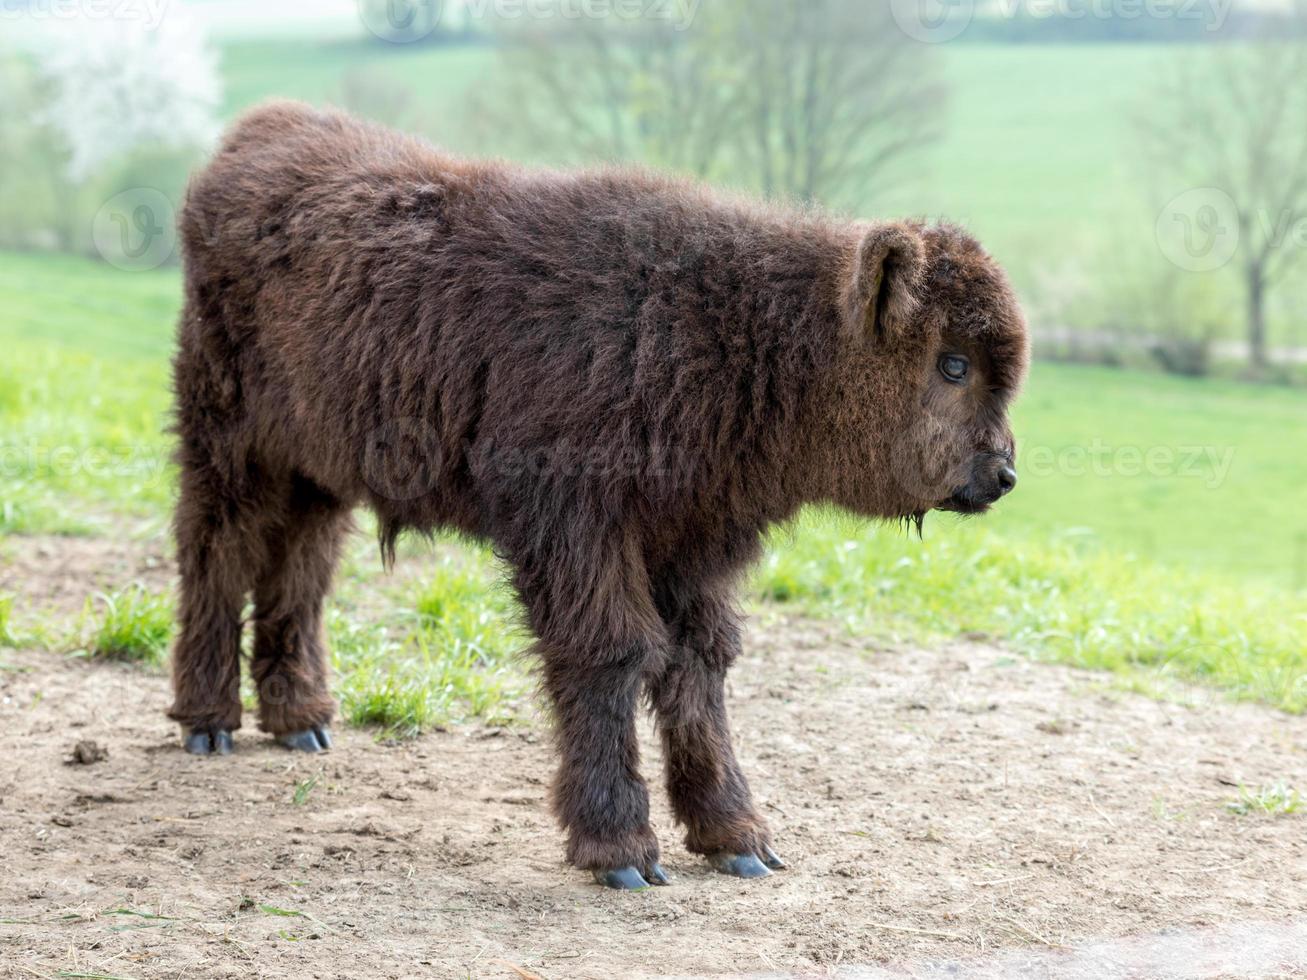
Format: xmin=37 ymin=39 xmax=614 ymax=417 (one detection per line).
xmin=708 ymin=852 xmax=773 ymax=879
xmin=183 ymin=729 xmax=233 ymax=756
xmin=277 ymin=726 xmax=332 ymax=753
xmin=593 ymin=863 xmax=671 ymax=890
xmin=761 ymin=844 xmax=787 ymax=870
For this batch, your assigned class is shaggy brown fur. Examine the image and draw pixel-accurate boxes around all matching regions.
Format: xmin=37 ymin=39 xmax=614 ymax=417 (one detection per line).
xmin=168 ymin=101 xmax=1028 ymax=884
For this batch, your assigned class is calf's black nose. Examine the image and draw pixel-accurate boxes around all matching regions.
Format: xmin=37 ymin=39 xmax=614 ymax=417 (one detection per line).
xmin=997 ymin=465 xmax=1018 ymax=495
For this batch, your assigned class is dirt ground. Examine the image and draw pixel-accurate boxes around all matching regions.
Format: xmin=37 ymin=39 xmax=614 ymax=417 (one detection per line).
xmin=1 ymin=538 xmax=1305 ymax=979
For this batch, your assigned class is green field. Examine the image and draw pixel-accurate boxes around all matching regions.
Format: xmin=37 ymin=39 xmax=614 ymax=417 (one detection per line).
xmin=0 ymin=254 xmax=177 ymax=533
xmin=215 ymin=38 xmax=1157 ymax=281
xmin=1 ymin=248 xmax=1304 ymax=725
xmin=993 ymin=366 xmax=1307 ymax=587
xmin=4 ymin=32 xmax=1303 ymax=343
xmin=219 ymin=39 xmax=494 ymax=125
xmin=207 ymin=38 xmax=1305 ymax=348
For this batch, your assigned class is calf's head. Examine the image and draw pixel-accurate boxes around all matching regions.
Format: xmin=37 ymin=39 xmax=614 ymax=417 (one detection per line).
xmin=825 ymin=221 xmax=1029 ymax=522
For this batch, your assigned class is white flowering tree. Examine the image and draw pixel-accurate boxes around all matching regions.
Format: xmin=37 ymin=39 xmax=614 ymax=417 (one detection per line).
xmin=34 ymin=13 xmax=221 ymax=183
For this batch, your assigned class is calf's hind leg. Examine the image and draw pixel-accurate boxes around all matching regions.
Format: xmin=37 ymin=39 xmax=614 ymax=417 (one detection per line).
xmin=250 ymin=476 xmax=350 ymax=753
xmin=650 ymin=586 xmax=784 ymax=878
xmin=169 ymin=454 xmax=276 ymax=755
xmin=540 ymin=642 xmax=669 ymax=889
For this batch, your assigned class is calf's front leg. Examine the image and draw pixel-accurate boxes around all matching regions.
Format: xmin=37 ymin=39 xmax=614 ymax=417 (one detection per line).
xmin=514 ymin=529 xmax=673 ymax=889
xmin=540 ymin=642 xmax=669 ymax=889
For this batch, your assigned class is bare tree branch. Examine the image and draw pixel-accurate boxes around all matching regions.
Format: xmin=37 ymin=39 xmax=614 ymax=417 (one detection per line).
xmin=471 ymin=1 xmax=941 ymax=206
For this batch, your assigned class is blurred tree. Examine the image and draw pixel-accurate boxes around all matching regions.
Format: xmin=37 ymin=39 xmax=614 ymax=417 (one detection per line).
xmin=0 ymin=52 xmax=72 ymax=250
xmin=472 ymin=0 xmax=942 ymax=206
xmin=1032 ymin=235 xmax=1232 ymax=377
xmin=729 ymin=0 xmax=943 ymax=203
xmin=472 ymin=13 xmax=739 ymax=179
xmin=1143 ymin=36 xmax=1307 ymax=374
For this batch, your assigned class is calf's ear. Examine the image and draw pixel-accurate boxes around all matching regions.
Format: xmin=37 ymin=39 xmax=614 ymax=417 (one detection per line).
xmin=845 ymin=222 xmax=925 ymax=341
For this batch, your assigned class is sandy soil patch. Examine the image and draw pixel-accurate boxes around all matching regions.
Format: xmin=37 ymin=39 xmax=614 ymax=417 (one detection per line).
xmin=0 ymin=541 xmax=1304 ymax=978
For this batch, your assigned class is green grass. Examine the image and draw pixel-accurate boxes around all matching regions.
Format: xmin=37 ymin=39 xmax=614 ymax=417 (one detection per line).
xmin=331 ymin=551 xmax=527 ymax=735
xmin=256 ymin=904 xmax=307 ymax=918
xmin=994 ymin=364 xmax=1307 ymax=589
xmin=0 ymin=339 xmax=172 ymax=534
xmin=0 ymin=252 xmax=175 ymax=533
xmin=292 ymin=775 xmax=320 ymax=806
xmin=80 ymin=587 xmax=174 ymax=665
xmin=0 ymin=594 xmax=19 ymax=647
xmin=102 ymin=908 xmax=176 ymax=921
xmin=1225 ymin=782 xmax=1304 ymax=817
xmin=755 ymin=514 xmax=1307 ymax=713
xmin=0 ymin=250 xmax=178 ymax=360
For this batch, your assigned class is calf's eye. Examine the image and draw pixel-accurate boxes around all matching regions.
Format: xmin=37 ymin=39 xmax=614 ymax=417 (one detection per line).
xmin=939 ymin=354 xmax=970 ymax=384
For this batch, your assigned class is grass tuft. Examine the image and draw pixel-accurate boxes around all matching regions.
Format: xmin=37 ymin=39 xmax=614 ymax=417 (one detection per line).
xmin=1225 ymin=782 xmax=1304 ymax=817
xmin=0 ymin=594 xmax=20 ymax=648
xmin=257 ymin=904 xmax=306 ymax=918
xmin=332 ymin=554 xmax=527 ymax=738
xmin=81 ymin=587 xmax=173 ymax=665
xmin=292 ymin=775 xmax=319 ymax=807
